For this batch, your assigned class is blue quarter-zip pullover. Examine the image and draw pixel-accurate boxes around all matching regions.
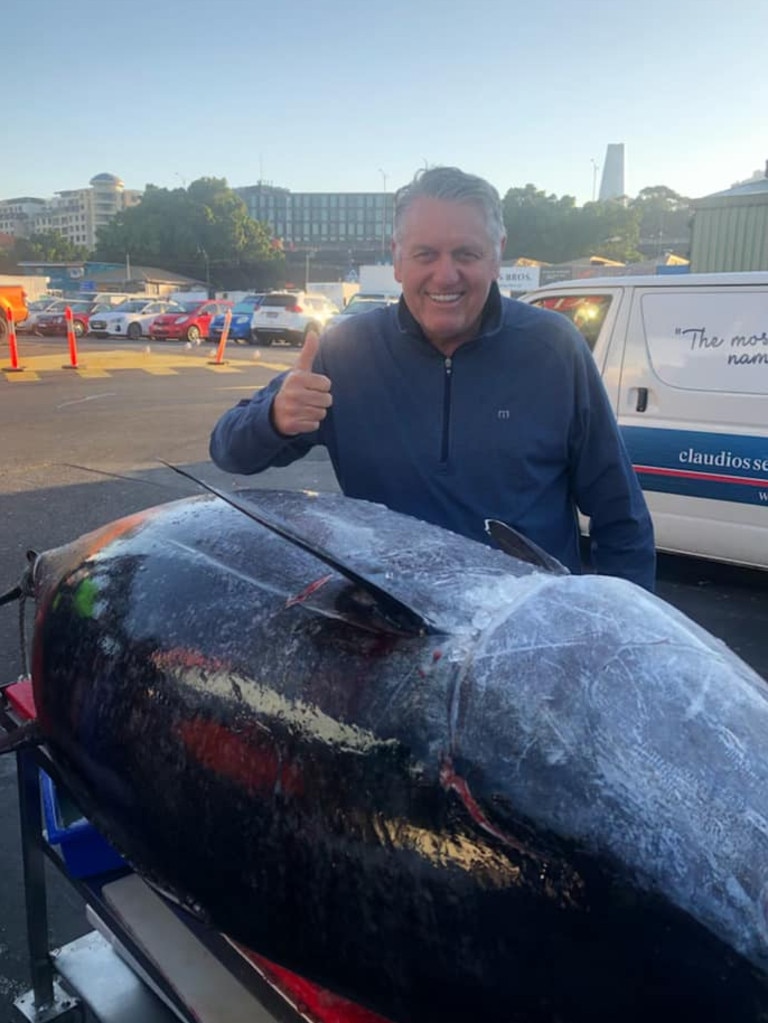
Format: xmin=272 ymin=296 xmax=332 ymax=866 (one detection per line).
xmin=209 ymin=285 xmax=655 ymax=591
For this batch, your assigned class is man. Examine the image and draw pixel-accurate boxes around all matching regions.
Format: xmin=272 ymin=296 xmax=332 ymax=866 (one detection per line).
xmin=210 ymin=166 xmax=655 ymax=591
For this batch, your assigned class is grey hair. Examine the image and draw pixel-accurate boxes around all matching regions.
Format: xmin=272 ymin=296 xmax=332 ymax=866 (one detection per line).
xmin=392 ymin=166 xmax=505 ymax=253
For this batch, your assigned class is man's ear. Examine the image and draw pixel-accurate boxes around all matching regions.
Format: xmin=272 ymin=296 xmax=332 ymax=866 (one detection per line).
xmin=392 ymin=240 xmax=403 ymax=283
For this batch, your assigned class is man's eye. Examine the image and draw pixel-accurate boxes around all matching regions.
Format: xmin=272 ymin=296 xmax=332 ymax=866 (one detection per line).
xmin=455 ymin=250 xmax=481 ymax=262
xmin=412 ymin=251 xmax=436 ymax=262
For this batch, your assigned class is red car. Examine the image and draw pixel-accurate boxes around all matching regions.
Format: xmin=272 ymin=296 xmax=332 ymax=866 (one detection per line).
xmin=35 ymin=299 xmax=106 ymax=338
xmin=148 ymin=299 xmax=233 ymax=342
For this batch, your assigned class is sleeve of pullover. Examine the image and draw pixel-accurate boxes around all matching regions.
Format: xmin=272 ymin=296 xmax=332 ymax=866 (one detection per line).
xmin=569 ymin=342 xmax=657 ymax=593
xmin=209 ymin=372 xmax=318 ymax=475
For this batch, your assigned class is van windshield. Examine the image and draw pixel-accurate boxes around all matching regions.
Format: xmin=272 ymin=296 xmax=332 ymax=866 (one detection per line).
xmin=530 ymin=295 xmax=612 ymax=350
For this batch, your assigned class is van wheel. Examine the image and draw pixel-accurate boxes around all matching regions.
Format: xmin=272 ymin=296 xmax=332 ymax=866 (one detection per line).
xmin=73 ymin=321 xmax=86 ymax=338
xmin=186 ymin=324 xmax=201 ymax=342
xmin=127 ymin=322 xmax=142 ymax=340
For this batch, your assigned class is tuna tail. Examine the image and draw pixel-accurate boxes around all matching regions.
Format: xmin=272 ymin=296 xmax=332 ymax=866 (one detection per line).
xmin=485 ymin=519 xmax=569 ymax=575
xmin=160 ymin=462 xmax=444 ymax=638
xmin=0 ymin=719 xmax=42 ymax=755
xmin=0 ymin=583 xmax=23 ymax=607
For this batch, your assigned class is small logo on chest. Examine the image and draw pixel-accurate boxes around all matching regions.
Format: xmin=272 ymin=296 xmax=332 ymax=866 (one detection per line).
xmin=497 ymin=409 xmax=511 ymax=420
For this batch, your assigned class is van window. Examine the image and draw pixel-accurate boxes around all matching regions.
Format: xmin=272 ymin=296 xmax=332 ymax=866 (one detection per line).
xmin=530 ymin=295 xmax=612 ymax=350
xmin=641 ymin=292 xmax=768 ymax=395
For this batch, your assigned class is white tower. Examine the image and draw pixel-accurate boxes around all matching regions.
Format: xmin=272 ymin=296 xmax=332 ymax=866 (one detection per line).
xmin=599 ymin=144 xmax=625 ymax=201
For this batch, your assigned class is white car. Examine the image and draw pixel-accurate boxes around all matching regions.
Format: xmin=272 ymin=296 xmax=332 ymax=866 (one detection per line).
xmin=89 ymin=299 xmax=185 ymax=340
xmin=250 ymin=291 xmax=339 ymax=347
xmin=323 ymin=293 xmax=399 ymax=332
xmin=16 ymin=297 xmax=61 ymax=333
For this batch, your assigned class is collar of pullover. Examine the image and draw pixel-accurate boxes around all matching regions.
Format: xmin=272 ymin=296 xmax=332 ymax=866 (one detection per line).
xmin=396 ymin=282 xmax=504 ymax=351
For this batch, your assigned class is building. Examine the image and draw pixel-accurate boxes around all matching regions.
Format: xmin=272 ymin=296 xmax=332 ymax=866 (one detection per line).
xmin=0 ymin=197 xmax=47 ymax=235
xmin=599 ymin=144 xmax=626 ymax=202
xmin=689 ymin=168 xmax=768 ymax=272
xmin=236 ymin=183 xmax=395 ymax=265
xmin=0 ymin=173 xmax=143 ymax=251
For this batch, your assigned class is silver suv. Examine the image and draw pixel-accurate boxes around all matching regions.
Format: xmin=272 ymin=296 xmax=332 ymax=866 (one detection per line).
xmin=250 ymin=291 xmax=339 ymax=347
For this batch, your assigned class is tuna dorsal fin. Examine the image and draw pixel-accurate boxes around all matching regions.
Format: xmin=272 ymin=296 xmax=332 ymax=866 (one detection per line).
xmin=160 ymin=462 xmax=442 ymax=637
xmin=485 ymin=519 xmax=569 ymax=575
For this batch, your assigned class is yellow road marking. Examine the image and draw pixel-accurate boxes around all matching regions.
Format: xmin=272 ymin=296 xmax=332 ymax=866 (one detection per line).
xmin=1 ymin=348 xmax=292 ymax=381
xmin=204 ymin=364 xmax=242 ymax=373
xmin=2 ymin=368 xmax=40 ymax=382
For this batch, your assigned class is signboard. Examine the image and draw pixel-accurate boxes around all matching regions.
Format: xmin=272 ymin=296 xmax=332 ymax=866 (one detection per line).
xmin=498 ymin=265 xmax=540 ymax=293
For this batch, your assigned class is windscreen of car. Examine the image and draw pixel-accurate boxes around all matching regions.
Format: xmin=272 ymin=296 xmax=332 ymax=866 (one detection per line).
xmin=233 ymin=298 xmax=262 ymax=314
xmin=529 ymin=294 xmax=612 ymax=350
xmin=261 ymin=295 xmax=298 ymax=308
xmin=118 ymin=301 xmax=150 ymax=313
xmin=342 ymin=300 xmax=388 ymax=315
xmin=180 ymin=302 xmax=203 ymax=313
xmin=68 ymin=302 xmax=93 ymax=313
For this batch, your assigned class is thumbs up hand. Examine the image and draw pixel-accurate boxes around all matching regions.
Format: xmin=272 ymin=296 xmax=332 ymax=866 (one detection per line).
xmin=271 ymin=331 xmax=333 ymax=436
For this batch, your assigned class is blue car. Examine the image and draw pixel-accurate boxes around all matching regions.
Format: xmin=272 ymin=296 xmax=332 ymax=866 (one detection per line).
xmin=208 ymin=294 xmax=265 ymax=344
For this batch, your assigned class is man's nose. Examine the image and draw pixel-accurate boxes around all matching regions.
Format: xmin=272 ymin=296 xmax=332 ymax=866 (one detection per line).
xmin=430 ymin=254 xmax=461 ymax=284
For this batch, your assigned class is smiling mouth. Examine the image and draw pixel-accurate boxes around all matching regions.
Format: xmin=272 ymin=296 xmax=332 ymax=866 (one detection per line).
xmin=427 ymin=293 xmax=462 ymax=303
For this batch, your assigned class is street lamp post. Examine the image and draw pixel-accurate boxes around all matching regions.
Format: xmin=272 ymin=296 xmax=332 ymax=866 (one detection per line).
xmin=378 ymin=168 xmax=388 ymax=262
xmin=590 ymin=159 xmax=600 ymax=203
xmin=305 ymin=248 xmax=317 ymax=290
xmin=199 ymin=247 xmax=211 ymax=297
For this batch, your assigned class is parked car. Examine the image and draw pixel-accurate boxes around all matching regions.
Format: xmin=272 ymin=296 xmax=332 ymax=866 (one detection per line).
xmin=250 ymin=291 xmax=339 ymax=347
xmin=323 ymin=293 xmax=399 ymax=331
xmin=16 ymin=297 xmax=60 ymax=333
xmin=208 ymin=294 xmax=266 ymax=345
xmin=89 ymin=299 xmax=186 ymax=340
xmin=148 ymin=299 xmax=233 ymax=343
xmin=35 ymin=299 xmax=113 ymax=338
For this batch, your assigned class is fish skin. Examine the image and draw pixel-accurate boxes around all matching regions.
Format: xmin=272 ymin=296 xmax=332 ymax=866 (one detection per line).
xmin=22 ymin=489 xmax=768 ymax=1023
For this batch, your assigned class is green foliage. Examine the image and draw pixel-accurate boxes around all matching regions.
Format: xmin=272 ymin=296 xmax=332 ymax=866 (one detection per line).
xmin=502 ymin=185 xmax=642 ymax=264
xmin=12 ymin=231 xmax=89 ymax=264
xmin=628 ymin=186 xmax=693 ymax=258
xmin=94 ymin=178 xmax=285 ymax=290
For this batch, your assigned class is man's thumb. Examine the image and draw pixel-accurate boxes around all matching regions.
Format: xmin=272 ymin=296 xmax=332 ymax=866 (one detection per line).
xmin=296 ymin=330 xmax=320 ymax=372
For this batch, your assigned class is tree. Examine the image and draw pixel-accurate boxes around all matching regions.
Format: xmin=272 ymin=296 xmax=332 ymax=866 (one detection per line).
xmin=501 ymin=185 xmax=641 ymax=264
xmin=94 ymin=178 xmax=285 ymax=290
xmin=629 ymin=187 xmax=692 ymax=259
xmin=12 ymin=231 xmax=89 ymax=264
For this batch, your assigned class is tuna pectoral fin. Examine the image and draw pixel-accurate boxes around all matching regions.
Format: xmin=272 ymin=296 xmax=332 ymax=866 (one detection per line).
xmin=0 ymin=721 xmax=42 ymax=755
xmin=485 ymin=519 xmax=569 ymax=575
xmin=161 ymin=461 xmax=442 ymax=637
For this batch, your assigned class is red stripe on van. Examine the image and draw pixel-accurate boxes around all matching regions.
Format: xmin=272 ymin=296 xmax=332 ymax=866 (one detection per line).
xmin=634 ymin=464 xmax=768 ymax=488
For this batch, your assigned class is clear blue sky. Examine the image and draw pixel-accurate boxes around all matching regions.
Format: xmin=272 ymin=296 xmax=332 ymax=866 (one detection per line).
xmin=5 ymin=0 xmax=766 ymax=205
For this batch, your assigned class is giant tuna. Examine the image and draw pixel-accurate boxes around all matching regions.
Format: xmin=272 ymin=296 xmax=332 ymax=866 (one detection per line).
xmin=4 ymin=486 xmax=768 ymax=1023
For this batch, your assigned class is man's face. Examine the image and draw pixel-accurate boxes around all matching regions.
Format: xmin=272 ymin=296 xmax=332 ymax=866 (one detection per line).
xmin=392 ymin=196 xmax=504 ymax=355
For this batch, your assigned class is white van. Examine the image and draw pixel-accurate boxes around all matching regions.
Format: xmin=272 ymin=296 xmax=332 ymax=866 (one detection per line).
xmin=519 ymin=272 xmax=768 ymax=571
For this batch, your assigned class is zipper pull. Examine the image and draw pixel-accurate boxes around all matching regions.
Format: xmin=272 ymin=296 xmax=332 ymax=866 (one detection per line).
xmin=445 ymin=356 xmax=452 ymax=374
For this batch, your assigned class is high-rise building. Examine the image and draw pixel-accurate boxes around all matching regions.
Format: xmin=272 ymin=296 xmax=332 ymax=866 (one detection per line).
xmin=0 ymin=173 xmax=142 ymax=250
xmin=236 ymin=183 xmax=394 ymax=257
xmin=599 ymin=144 xmax=626 ymax=201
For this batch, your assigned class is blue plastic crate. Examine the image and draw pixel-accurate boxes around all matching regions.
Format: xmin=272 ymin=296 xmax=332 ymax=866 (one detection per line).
xmin=40 ymin=770 xmax=126 ymax=879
